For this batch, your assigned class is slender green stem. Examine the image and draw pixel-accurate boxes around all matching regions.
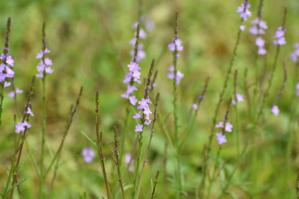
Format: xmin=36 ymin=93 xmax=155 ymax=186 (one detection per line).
xmin=95 ymin=91 xmax=111 ymax=199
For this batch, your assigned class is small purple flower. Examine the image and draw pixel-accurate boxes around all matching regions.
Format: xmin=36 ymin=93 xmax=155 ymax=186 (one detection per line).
xmin=8 ymin=88 xmax=23 ymax=98
xmin=237 ymin=1 xmax=251 ymax=20
xmin=124 ymin=152 xmax=135 ymax=172
xmin=36 ymin=48 xmax=53 ymax=78
xmin=137 ymin=98 xmax=152 ymax=125
xmin=133 ymin=112 xmax=142 ymax=119
xmin=130 ymin=22 xmax=147 ymax=63
xmin=250 ymin=18 xmax=268 ymax=35
xmin=4 ymin=81 xmax=11 ymax=88
xmin=291 ymin=43 xmax=299 ymax=63
xmin=81 ymin=147 xmax=96 ymax=163
xmin=129 ymin=96 xmax=138 ymax=106
xmin=25 ymin=107 xmax=34 ymax=117
xmin=125 ymin=153 xmax=132 ymax=165
xmin=271 ymin=105 xmax=280 ymax=116
xmin=216 ymin=132 xmax=227 ymax=145
xmin=167 ymin=66 xmax=184 ymax=85
xmin=0 ymin=52 xmax=15 ymax=84
xmin=216 ymin=122 xmax=233 ymax=133
xmin=192 ymin=103 xmax=198 ymax=110
xmin=240 ymin=25 xmax=246 ymax=31
xmin=15 ymin=121 xmax=31 ymax=134
xmin=121 ymin=85 xmax=137 ymax=99
xmin=135 ymin=124 xmax=143 ymax=133
xmin=250 ymin=18 xmax=268 ymax=55
xmin=232 ymin=93 xmax=244 ymax=105
xmin=168 ymin=38 xmax=184 ymax=52
xmin=273 ymin=27 xmax=286 ymax=46
xmin=296 ymin=83 xmax=299 ymax=97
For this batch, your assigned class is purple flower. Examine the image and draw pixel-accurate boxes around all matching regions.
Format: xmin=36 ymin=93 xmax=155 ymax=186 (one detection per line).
xmin=15 ymin=121 xmax=31 ymax=134
xmin=0 ymin=53 xmax=15 ymax=84
xmin=25 ymin=107 xmax=34 ymax=117
xmin=130 ymin=23 xmax=147 ymax=63
xmin=8 ymin=88 xmax=23 ymax=98
xmin=4 ymin=81 xmax=11 ymax=88
xmin=137 ymin=98 xmax=152 ymax=124
xmin=216 ymin=132 xmax=227 ymax=145
xmin=240 ymin=25 xmax=246 ymax=31
xmin=232 ymin=93 xmax=244 ymax=105
xmin=36 ymin=48 xmax=53 ymax=78
xmin=296 ymin=83 xmax=299 ymax=97
xmin=273 ymin=27 xmax=286 ymax=46
xmin=167 ymin=66 xmax=184 ymax=85
xmin=271 ymin=105 xmax=280 ymax=116
xmin=129 ymin=96 xmax=138 ymax=106
xmin=250 ymin=18 xmax=268 ymax=55
xmin=81 ymin=147 xmax=96 ymax=163
xmin=124 ymin=152 xmax=135 ymax=172
xmin=168 ymin=38 xmax=184 ymax=52
xmin=133 ymin=112 xmax=142 ymax=119
xmin=121 ymin=85 xmax=137 ymax=99
xmin=216 ymin=122 xmax=233 ymax=133
xmin=125 ymin=153 xmax=132 ymax=165
xmin=237 ymin=2 xmax=251 ymax=20
xmin=192 ymin=103 xmax=198 ymax=110
xmin=250 ymin=18 xmax=268 ymax=35
xmin=122 ymin=62 xmax=141 ymax=89
xmin=291 ymin=43 xmax=299 ymax=63
xmin=135 ymin=124 xmax=143 ymax=133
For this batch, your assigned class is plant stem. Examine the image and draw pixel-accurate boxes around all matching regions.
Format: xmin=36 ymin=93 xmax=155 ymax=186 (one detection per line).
xmin=95 ymin=91 xmax=111 ymax=199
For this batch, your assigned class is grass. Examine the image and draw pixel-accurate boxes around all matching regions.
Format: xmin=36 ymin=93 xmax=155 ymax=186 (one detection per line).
xmin=0 ymin=0 xmax=299 ymax=198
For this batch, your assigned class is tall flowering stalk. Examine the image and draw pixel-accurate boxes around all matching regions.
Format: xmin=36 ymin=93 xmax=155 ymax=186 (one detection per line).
xmin=3 ymin=77 xmax=35 ymax=199
xmin=168 ymin=13 xmax=184 ymax=198
xmin=271 ymin=63 xmax=287 ymax=116
xmin=199 ymin=1 xmax=249 ymax=197
xmin=132 ymin=60 xmax=156 ymax=199
xmin=180 ymin=77 xmax=210 ymax=147
xmin=207 ymin=99 xmax=232 ymax=198
xmin=250 ymin=0 xmax=268 ymax=56
xmin=256 ymin=8 xmax=287 ymax=120
xmin=0 ymin=18 xmax=17 ymax=125
xmin=37 ymin=22 xmax=53 ymax=197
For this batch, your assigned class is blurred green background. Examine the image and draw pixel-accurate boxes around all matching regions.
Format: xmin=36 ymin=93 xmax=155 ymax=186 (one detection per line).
xmin=0 ymin=0 xmax=299 ymax=198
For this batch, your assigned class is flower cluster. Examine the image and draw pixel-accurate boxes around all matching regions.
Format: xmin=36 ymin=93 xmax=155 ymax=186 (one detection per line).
xmin=122 ymin=21 xmax=154 ymax=134
xmin=237 ymin=1 xmax=251 ymax=20
xmin=167 ymin=37 xmax=184 ymax=85
xmin=167 ymin=65 xmax=184 ymax=85
xmin=36 ymin=48 xmax=53 ymax=78
xmin=250 ymin=18 xmax=268 ymax=55
xmin=122 ymin=21 xmax=148 ymax=100
xmin=122 ymin=62 xmax=141 ymax=99
xmin=168 ymin=38 xmax=184 ymax=54
xmin=15 ymin=107 xmax=34 ymax=134
xmin=133 ymin=97 xmax=152 ymax=133
xmin=237 ymin=1 xmax=251 ymax=31
xmin=81 ymin=147 xmax=96 ymax=163
xmin=130 ymin=22 xmax=148 ymax=63
xmin=291 ymin=43 xmax=299 ymax=63
xmin=215 ymin=121 xmax=233 ymax=145
xmin=273 ymin=27 xmax=286 ymax=46
xmin=0 ymin=53 xmax=14 ymax=83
